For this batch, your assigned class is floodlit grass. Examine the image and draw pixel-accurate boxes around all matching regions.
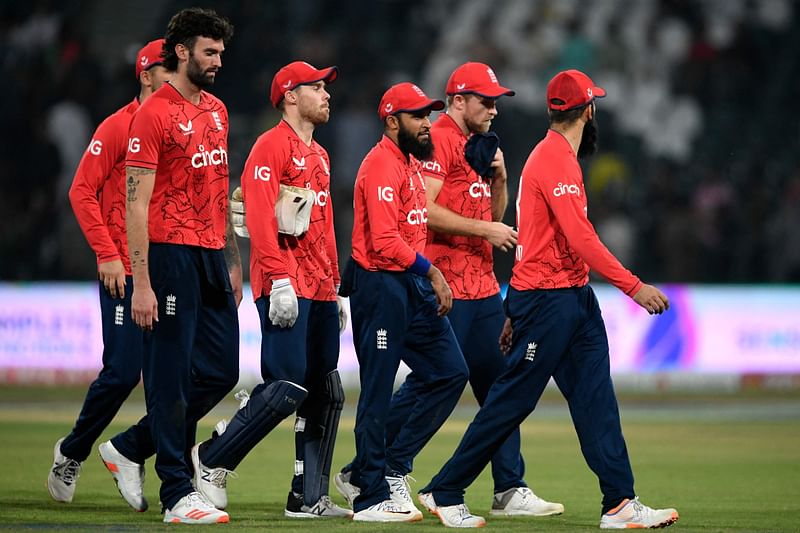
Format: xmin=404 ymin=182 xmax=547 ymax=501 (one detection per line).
xmin=0 ymin=386 xmax=798 ymax=531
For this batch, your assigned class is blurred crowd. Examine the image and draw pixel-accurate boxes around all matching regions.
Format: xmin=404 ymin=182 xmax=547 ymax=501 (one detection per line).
xmin=2 ymin=0 xmax=798 ymax=283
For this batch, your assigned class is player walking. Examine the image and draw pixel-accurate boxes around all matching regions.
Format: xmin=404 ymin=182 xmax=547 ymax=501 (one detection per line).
xmin=48 ymin=39 xmax=170 ymax=511
xmin=191 ymin=61 xmax=350 ymax=519
xmin=125 ymin=8 xmax=239 ymax=524
xmin=418 ymin=70 xmax=679 ymax=530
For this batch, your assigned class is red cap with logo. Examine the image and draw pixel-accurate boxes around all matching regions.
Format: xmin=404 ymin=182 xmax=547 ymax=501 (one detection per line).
xmin=270 ymin=61 xmax=338 ymax=108
xmin=546 ymin=69 xmax=606 ymax=111
xmin=378 ymin=82 xmax=445 ymax=120
xmin=135 ymin=39 xmax=166 ymax=79
xmin=446 ymin=62 xmax=515 ymax=98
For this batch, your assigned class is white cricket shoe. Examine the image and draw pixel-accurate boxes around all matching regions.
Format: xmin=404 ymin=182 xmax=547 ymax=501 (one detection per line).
xmin=436 ymin=503 xmax=486 ymax=528
xmin=333 ymin=470 xmax=360 ymax=507
xmin=353 ymin=499 xmax=421 ymax=522
xmin=47 ymin=438 xmax=82 ymax=503
xmin=418 ymin=492 xmax=437 ymax=513
xmin=386 ymin=474 xmax=423 ymax=520
xmin=490 ymin=487 xmax=564 ymax=516
xmin=191 ymin=443 xmax=235 ymax=510
xmin=284 ymin=492 xmax=354 ymax=518
xmin=599 ymin=497 xmax=679 ymax=529
xmin=98 ymin=441 xmax=147 ymax=512
xmin=163 ymin=491 xmax=230 ymax=524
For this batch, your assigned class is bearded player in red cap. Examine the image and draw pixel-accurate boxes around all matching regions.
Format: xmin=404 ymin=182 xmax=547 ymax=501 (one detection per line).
xmin=336 ymin=82 xmax=470 ymax=523
xmin=190 ymin=61 xmax=351 ymax=519
xmin=419 ymin=70 xmax=679 ymax=529
xmin=47 ymin=39 xmax=170 ymax=511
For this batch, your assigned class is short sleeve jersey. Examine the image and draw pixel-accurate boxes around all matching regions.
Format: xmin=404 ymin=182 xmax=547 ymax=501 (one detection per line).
xmin=511 ymin=129 xmax=641 ymax=295
xmin=69 ymin=98 xmax=139 ymax=274
xmin=422 ymin=114 xmax=499 ymax=299
xmin=241 ymin=120 xmax=339 ymax=301
xmin=351 ymin=136 xmax=428 ymax=272
xmin=126 ymin=83 xmax=229 ymax=249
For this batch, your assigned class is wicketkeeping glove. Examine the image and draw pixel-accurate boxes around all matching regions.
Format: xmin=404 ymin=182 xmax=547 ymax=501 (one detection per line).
xmin=337 ymin=296 xmax=348 ymax=335
xmin=269 ymin=278 xmax=298 ymax=328
xmin=230 ymin=186 xmax=249 ymax=238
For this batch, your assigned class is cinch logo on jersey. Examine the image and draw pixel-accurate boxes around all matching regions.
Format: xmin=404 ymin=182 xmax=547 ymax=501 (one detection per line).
xmin=254 ymin=166 xmax=271 ymax=181
xmin=525 ymin=341 xmax=537 ymax=362
xmin=307 ymin=185 xmax=329 ymax=207
xmin=88 ymin=139 xmax=103 ymax=156
xmin=421 ymin=160 xmax=442 ymax=174
xmin=191 ymin=144 xmax=228 ymax=169
xmin=128 ymin=137 xmax=140 ymax=153
xmin=406 ymin=208 xmax=427 ymax=225
xmin=553 ymin=182 xmax=581 ymax=197
xmin=376 ymin=328 xmax=388 ymax=350
xmin=469 ymin=180 xmax=492 ymax=198
xmin=378 ymin=186 xmax=394 ymax=202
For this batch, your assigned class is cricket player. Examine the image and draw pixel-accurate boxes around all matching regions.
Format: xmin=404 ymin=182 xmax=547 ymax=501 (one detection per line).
xmin=344 ymin=82 xmax=469 ymax=523
xmin=391 ymin=61 xmax=563 ymax=516
xmin=48 ymin=39 xmax=169 ymax=511
xmin=125 ymin=8 xmax=239 ymax=524
xmin=191 ymin=61 xmax=351 ymax=519
xmin=418 ymin=69 xmax=680 ymax=529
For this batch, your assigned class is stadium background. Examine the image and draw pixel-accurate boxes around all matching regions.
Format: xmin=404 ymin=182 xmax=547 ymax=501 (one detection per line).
xmin=1 ymin=0 xmax=798 ymax=387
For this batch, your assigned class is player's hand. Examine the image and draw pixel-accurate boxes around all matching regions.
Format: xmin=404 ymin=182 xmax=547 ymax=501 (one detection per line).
xmin=337 ymin=296 xmax=348 ymax=335
xmin=131 ymin=286 xmax=158 ymax=330
xmin=632 ymin=284 xmax=670 ymax=315
xmin=427 ymin=265 xmax=452 ymax=316
xmin=483 ymin=221 xmax=518 ymax=252
xmin=229 ymin=265 xmax=243 ymax=308
xmin=490 ymin=147 xmax=507 ymax=181
xmin=269 ymin=278 xmax=298 ymax=328
xmin=98 ymin=259 xmax=126 ymax=299
xmin=499 ymin=317 xmax=513 ymax=355
xmin=230 ymin=186 xmax=249 ymax=238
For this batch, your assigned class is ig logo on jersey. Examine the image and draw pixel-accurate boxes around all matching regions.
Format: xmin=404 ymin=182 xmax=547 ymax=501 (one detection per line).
xmin=127 ymin=138 xmax=140 ymax=153
xmin=377 ymin=186 xmax=394 ymax=202
xmin=88 ymin=140 xmax=103 ymax=156
xmin=254 ymin=166 xmax=271 ymax=181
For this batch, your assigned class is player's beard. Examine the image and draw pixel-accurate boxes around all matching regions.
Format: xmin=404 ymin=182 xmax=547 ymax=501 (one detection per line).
xmin=300 ymin=99 xmax=330 ymax=125
xmin=187 ymin=53 xmax=216 ymax=89
xmin=577 ymin=116 xmax=598 ymax=159
xmin=465 ymin=114 xmax=491 ymax=134
xmin=398 ymin=122 xmax=434 ymax=160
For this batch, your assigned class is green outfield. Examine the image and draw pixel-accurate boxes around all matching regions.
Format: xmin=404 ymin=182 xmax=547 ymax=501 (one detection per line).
xmin=0 ymin=386 xmax=798 ymax=532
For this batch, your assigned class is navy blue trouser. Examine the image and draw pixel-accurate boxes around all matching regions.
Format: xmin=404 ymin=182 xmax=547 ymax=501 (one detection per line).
xmin=424 ymin=285 xmax=635 ymax=513
xmin=385 ymin=294 xmax=525 ymax=492
xmin=199 ymin=297 xmax=339 ymax=473
xmin=349 ymin=264 xmax=469 ymax=512
xmin=60 ymin=276 xmax=147 ymax=462
xmin=138 ymin=244 xmax=239 ymax=510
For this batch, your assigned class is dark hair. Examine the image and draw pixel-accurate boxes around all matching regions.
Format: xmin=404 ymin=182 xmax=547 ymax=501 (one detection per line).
xmin=162 ymin=8 xmax=234 ymax=71
xmin=548 ymin=102 xmax=589 ymax=126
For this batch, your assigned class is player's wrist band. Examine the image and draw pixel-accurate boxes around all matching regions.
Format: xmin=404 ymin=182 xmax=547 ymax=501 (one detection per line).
xmin=407 ymin=253 xmax=431 ymax=276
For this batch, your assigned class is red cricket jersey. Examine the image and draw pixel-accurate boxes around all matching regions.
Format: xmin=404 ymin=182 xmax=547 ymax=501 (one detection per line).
xmin=351 ymin=136 xmax=428 ymax=272
xmin=69 ymin=98 xmax=139 ymax=274
xmin=126 ymin=83 xmax=229 ymax=249
xmin=241 ymin=120 xmax=340 ymax=301
xmin=511 ymin=129 xmax=641 ymax=296
xmin=423 ymin=114 xmax=499 ymax=299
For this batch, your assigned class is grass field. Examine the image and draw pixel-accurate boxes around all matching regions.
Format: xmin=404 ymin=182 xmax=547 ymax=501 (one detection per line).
xmin=0 ymin=386 xmax=798 ymax=532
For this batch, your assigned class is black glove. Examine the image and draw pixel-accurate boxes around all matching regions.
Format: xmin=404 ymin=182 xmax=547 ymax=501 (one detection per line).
xmin=464 ymin=132 xmax=500 ymax=178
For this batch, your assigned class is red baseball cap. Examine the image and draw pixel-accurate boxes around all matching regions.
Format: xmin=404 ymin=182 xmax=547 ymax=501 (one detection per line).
xmin=546 ymin=69 xmax=606 ymax=111
xmin=446 ymin=62 xmax=515 ymax=98
xmin=270 ymin=61 xmax=338 ymax=108
xmin=378 ymin=82 xmax=445 ymax=120
xmin=135 ymin=39 xmax=165 ymax=79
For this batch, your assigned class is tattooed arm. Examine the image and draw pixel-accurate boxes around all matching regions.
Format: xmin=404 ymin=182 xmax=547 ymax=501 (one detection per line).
xmin=225 ymin=209 xmax=243 ymax=307
xmin=126 ymin=166 xmax=158 ymax=329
